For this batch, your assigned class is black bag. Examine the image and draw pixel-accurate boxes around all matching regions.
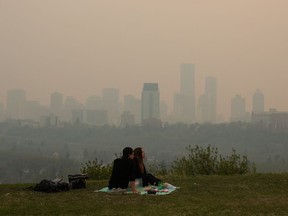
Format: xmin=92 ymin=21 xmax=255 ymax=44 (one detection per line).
xmin=68 ymin=174 xmax=88 ymax=189
xmin=33 ymin=179 xmax=69 ymax=193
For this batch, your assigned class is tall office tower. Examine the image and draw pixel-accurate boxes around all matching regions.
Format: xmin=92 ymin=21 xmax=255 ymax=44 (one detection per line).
xmin=230 ymin=95 xmax=249 ymax=122
xmin=123 ymin=94 xmax=141 ymax=124
xmin=141 ymin=83 xmax=160 ymax=123
xmin=50 ymin=92 xmax=63 ymax=110
xmin=252 ymin=89 xmax=264 ymax=112
xmin=102 ymin=88 xmax=120 ymax=125
xmin=6 ymin=89 xmax=26 ymax=119
xmin=174 ymin=63 xmax=195 ymax=123
xmin=198 ymin=77 xmax=217 ymax=123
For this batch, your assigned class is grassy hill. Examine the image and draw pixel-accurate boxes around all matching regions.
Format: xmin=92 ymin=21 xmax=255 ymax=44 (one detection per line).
xmin=1 ymin=174 xmax=288 ymax=215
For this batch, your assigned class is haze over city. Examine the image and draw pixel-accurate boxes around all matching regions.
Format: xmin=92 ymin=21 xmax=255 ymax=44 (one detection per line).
xmin=1 ymin=0 xmax=288 ymax=121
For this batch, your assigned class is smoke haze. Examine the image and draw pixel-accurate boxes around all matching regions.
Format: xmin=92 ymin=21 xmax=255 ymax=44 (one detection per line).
xmin=1 ymin=0 xmax=288 ymax=120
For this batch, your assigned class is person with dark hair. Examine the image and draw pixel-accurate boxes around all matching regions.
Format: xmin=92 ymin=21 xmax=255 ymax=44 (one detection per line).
xmin=108 ymin=147 xmax=138 ymax=193
xmin=133 ymin=147 xmax=162 ymax=187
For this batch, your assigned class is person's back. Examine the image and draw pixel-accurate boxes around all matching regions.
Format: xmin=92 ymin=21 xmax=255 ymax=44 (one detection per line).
xmin=108 ymin=157 xmax=135 ymax=190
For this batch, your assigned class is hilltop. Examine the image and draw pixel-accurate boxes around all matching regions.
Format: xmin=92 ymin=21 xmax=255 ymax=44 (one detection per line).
xmin=1 ymin=174 xmax=288 ymax=215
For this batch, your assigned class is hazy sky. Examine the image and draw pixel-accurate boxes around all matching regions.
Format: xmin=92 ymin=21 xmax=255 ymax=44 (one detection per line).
xmin=1 ymin=0 xmax=288 ymax=120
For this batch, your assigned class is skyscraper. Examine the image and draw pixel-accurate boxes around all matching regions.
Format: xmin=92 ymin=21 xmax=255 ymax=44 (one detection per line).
xmin=180 ymin=64 xmax=195 ymax=95
xmin=141 ymin=83 xmax=160 ymax=123
xmin=252 ymin=89 xmax=264 ymax=112
xmin=230 ymin=95 xmax=250 ymax=122
xmin=173 ymin=63 xmax=195 ymax=123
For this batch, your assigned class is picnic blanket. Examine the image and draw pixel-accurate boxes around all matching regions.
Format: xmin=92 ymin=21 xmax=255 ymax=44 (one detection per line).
xmin=96 ymin=184 xmax=178 ymax=195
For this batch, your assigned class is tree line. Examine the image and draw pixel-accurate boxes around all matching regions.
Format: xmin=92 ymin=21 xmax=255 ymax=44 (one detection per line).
xmin=0 ymin=121 xmax=288 ymax=183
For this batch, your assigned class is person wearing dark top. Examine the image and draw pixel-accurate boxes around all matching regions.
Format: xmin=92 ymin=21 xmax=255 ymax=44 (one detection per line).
xmin=133 ymin=147 xmax=161 ymax=187
xmin=108 ymin=147 xmax=138 ymax=193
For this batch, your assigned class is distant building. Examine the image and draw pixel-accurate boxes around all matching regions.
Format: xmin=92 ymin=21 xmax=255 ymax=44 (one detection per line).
xmin=198 ymin=76 xmax=217 ymax=123
xmin=180 ymin=64 xmax=195 ymax=94
xmin=141 ymin=83 xmax=160 ymax=123
xmin=230 ymin=95 xmax=250 ymax=122
xmin=64 ymin=96 xmax=83 ymax=121
xmin=252 ymin=89 xmax=264 ymax=112
xmin=252 ymin=109 xmax=288 ymax=129
xmin=173 ymin=63 xmax=196 ymax=123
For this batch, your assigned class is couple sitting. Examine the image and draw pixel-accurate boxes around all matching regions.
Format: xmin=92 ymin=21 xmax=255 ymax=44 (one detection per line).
xmin=108 ymin=147 xmax=162 ymax=193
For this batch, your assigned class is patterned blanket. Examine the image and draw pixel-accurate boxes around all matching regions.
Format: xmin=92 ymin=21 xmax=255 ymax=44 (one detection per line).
xmin=96 ymin=184 xmax=178 ymax=195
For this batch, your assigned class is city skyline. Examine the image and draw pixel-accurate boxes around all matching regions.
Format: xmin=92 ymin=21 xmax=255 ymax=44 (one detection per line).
xmin=0 ymin=84 xmax=274 ymax=124
xmin=1 ymin=1 xmax=288 ymax=121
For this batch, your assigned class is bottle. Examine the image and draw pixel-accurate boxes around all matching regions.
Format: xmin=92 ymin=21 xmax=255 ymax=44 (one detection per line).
xmin=158 ymin=181 xmax=163 ymax=190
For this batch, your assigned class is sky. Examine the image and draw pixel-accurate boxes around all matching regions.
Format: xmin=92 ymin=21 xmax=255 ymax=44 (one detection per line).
xmin=1 ymin=0 xmax=288 ymax=121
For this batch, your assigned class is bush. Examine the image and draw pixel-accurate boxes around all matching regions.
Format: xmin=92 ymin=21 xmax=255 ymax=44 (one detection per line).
xmin=172 ymin=145 xmax=255 ymax=176
xmin=80 ymin=158 xmax=112 ymax=180
xmin=217 ymin=149 xmax=254 ymax=175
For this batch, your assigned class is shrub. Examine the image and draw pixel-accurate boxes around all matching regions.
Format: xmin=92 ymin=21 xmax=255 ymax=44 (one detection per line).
xmin=217 ymin=149 xmax=253 ymax=175
xmin=80 ymin=158 xmax=112 ymax=180
xmin=172 ymin=145 xmax=255 ymax=176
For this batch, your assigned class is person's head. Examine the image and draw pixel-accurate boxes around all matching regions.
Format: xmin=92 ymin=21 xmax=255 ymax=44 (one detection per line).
xmin=122 ymin=147 xmax=134 ymax=159
xmin=134 ymin=147 xmax=145 ymax=159
xmin=134 ymin=147 xmax=145 ymax=174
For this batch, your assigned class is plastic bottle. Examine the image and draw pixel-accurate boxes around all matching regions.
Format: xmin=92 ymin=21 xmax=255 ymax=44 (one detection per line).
xmin=158 ymin=181 xmax=163 ymax=190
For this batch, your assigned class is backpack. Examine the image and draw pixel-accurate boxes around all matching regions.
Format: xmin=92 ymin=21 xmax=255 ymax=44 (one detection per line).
xmin=33 ymin=179 xmax=69 ymax=193
xmin=68 ymin=174 xmax=88 ymax=189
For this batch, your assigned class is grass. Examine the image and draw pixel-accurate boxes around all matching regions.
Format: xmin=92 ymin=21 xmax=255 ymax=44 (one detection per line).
xmin=1 ymin=174 xmax=288 ymax=215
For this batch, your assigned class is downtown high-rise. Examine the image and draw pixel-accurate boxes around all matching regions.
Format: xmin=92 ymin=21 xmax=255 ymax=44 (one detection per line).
xmin=141 ymin=83 xmax=160 ymax=123
xmin=173 ymin=63 xmax=196 ymax=123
